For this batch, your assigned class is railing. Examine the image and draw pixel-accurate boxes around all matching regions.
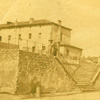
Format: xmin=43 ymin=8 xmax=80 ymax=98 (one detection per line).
xmin=58 ymin=52 xmax=74 ymax=75
xmin=91 ymin=65 xmax=100 ymax=85
xmin=55 ymin=57 xmax=76 ymax=83
xmin=55 ymin=52 xmax=76 ymax=83
xmin=4 ymin=37 xmax=47 ymax=54
xmin=64 ymin=47 xmax=80 ymax=65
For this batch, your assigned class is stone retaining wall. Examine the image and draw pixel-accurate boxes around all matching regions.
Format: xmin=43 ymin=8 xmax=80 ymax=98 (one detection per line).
xmin=16 ymin=51 xmax=78 ymax=94
xmin=0 ymin=49 xmax=19 ymax=94
xmin=0 ymin=49 xmax=78 ymax=94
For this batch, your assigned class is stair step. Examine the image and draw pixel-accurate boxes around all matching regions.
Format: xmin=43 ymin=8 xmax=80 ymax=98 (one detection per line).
xmin=81 ymin=88 xmax=95 ymax=92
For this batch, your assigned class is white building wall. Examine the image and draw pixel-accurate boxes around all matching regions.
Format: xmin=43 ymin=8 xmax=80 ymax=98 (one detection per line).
xmin=60 ymin=46 xmax=82 ymax=65
xmin=0 ymin=25 xmax=52 ymax=53
xmin=51 ymin=24 xmax=71 ymax=44
xmin=61 ymin=27 xmax=71 ymax=44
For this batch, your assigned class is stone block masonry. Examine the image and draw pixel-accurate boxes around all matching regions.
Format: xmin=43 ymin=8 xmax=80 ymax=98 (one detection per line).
xmin=0 ymin=49 xmax=79 ymax=95
xmin=0 ymin=49 xmax=19 ymax=94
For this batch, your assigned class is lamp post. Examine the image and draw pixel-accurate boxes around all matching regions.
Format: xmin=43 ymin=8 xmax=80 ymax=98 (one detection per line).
xmin=26 ymin=40 xmax=28 ymax=51
xmin=8 ymin=35 xmax=11 ymax=49
xmin=18 ymin=38 xmax=20 ymax=49
xmin=18 ymin=34 xmax=22 ymax=49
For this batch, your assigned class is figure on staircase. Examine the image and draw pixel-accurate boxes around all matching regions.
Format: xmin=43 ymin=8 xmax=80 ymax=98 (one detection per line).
xmin=51 ymin=42 xmax=58 ymax=56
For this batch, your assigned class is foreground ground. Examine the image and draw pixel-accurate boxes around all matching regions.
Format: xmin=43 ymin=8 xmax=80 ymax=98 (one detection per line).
xmin=0 ymin=92 xmax=100 ymax=100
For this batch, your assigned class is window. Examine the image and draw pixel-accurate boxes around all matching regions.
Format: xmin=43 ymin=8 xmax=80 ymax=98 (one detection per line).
xmin=42 ymin=46 xmax=45 ymax=50
xmin=38 ymin=33 xmax=42 ymax=39
xmin=0 ymin=36 xmax=2 ymax=41
xmin=66 ymin=49 xmax=69 ymax=56
xmin=29 ymin=33 xmax=32 ymax=39
xmin=60 ymin=33 xmax=63 ymax=41
xmin=32 ymin=46 xmax=35 ymax=53
xmin=8 ymin=35 xmax=11 ymax=40
xmin=18 ymin=34 xmax=21 ymax=40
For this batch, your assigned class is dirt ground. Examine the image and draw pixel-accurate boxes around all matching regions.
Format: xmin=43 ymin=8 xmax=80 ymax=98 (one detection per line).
xmin=0 ymin=92 xmax=100 ymax=100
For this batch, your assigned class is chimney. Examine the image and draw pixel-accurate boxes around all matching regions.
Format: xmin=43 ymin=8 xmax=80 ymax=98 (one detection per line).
xmin=7 ymin=21 xmax=13 ymax=25
xmin=57 ymin=20 xmax=62 ymax=25
xmin=30 ymin=18 xmax=34 ymax=24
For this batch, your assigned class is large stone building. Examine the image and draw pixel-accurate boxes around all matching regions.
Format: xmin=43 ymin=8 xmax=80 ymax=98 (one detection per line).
xmin=0 ymin=19 xmax=100 ymax=95
xmin=0 ymin=19 xmax=83 ymax=95
xmin=0 ymin=18 xmax=82 ymax=65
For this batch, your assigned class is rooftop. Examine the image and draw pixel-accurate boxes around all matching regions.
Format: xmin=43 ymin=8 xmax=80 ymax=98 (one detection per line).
xmin=0 ymin=19 xmax=72 ymax=30
xmin=60 ymin=44 xmax=83 ymax=50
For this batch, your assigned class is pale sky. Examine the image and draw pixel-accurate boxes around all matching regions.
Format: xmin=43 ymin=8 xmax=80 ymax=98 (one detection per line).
xmin=0 ymin=0 xmax=100 ymax=57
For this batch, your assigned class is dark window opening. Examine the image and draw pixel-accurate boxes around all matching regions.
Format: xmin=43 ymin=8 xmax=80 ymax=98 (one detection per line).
xmin=18 ymin=34 xmax=21 ymax=40
xmin=8 ymin=35 xmax=11 ymax=40
xmin=38 ymin=33 xmax=42 ymax=39
xmin=60 ymin=33 xmax=63 ymax=41
xmin=42 ymin=46 xmax=45 ymax=50
xmin=29 ymin=33 xmax=32 ymax=39
xmin=0 ymin=36 xmax=2 ymax=41
xmin=66 ymin=49 xmax=69 ymax=56
xmin=32 ymin=46 xmax=35 ymax=53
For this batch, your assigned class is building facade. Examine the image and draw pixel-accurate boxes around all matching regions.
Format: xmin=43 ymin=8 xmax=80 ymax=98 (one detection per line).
xmin=0 ymin=18 xmax=82 ymax=65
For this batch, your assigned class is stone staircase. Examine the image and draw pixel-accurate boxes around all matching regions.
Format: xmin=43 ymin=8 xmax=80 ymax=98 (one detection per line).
xmin=55 ymin=54 xmax=100 ymax=92
xmin=78 ymin=84 xmax=96 ymax=92
xmin=73 ymin=61 xmax=100 ymax=91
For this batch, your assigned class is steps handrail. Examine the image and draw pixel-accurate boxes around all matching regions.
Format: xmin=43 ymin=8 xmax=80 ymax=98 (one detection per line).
xmin=91 ymin=65 xmax=100 ymax=84
xmin=55 ymin=56 xmax=77 ymax=83
xmin=58 ymin=52 xmax=74 ymax=73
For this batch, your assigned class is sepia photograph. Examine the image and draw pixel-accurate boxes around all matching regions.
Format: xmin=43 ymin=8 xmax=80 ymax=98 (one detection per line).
xmin=0 ymin=0 xmax=100 ymax=100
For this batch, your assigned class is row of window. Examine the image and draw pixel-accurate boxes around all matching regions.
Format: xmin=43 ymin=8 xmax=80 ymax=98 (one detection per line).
xmin=16 ymin=33 xmax=42 ymax=39
xmin=0 ymin=33 xmax=42 ymax=41
xmin=0 ymin=33 xmax=63 ymax=42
